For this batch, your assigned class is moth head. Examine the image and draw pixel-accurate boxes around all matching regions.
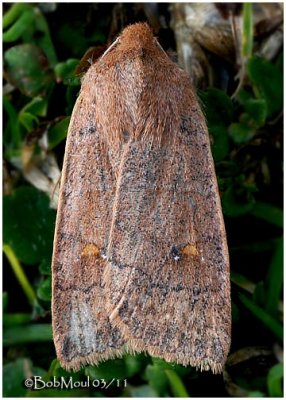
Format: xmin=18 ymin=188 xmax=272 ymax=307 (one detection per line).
xmin=118 ymin=22 xmax=161 ymax=53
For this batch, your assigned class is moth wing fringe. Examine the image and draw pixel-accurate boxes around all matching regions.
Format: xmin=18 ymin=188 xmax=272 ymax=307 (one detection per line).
xmin=108 ymin=308 xmax=225 ymax=374
xmin=59 ymin=347 xmax=127 ymax=372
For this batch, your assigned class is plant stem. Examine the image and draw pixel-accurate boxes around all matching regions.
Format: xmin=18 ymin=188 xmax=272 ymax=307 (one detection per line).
xmin=3 ymin=243 xmax=37 ymax=306
xmin=243 ymin=3 xmax=253 ymax=59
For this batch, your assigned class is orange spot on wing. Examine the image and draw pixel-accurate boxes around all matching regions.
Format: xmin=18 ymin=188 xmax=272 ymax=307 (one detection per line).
xmin=81 ymin=243 xmax=100 ymax=257
xmin=182 ymin=244 xmax=199 ymax=256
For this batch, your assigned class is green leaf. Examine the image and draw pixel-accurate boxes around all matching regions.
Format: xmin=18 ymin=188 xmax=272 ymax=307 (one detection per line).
xmin=144 ymin=359 xmax=191 ymax=397
xmin=152 ymin=358 xmax=192 ymax=377
xmin=3 ymin=3 xmax=31 ymax=29
xmin=238 ymin=293 xmax=283 ymax=340
xmin=165 ymin=369 xmax=189 ymax=397
xmin=200 ymin=88 xmax=234 ymax=126
xmin=37 ymin=276 xmax=51 ymax=302
xmin=248 ymin=390 xmax=265 ymax=397
xmin=124 ymin=354 xmax=147 ymax=377
xmin=54 ymin=59 xmax=80 ymax=84
xmin=3 ymin=292 xmax=8 ymax=311
xmin=4 ymin=324 xmax=52 ymax=346
xmin=46 ymin=359 xmax=62 ymax=377
xmin=3 ymin=313 xmax=32 ymax=327
xmin=267 ymin=363 xmax=283 ymax=397
xmin=247 ymin=57 xmax=283 ymax=117
xmin=85 ymin=358 xmax=128 ymax=381
xmin=4 ymin=44 xmax=54 ymax=97
xmin=19 ymin=111 xmax=39 ymax=132
xmin=3 ymin=358 xmax=46 ymax=397
xmin=48 ymin=360 xmax=83 ymax=381
xmin=39 ymin=258 xmax=52 ymax=275
xmin=229 ymin=122 xmax=255 ymax=144
xmin=231 ymin=271 xmax=255 ymax=293
xmin=238 ymin=88 xmax=253 ymax=104
xmin=48 ymin=117 xmax=70 ymax=149
xmin=33 ymin=9 xmax=58 ymax=67
xmin=234 ymin=91 xmax=267 ymax=130
xmin=3 ymin=7 xmax=35 ymax=42
xmin=222 ymin=183 xmax=255 ymax=217
xmin=243 ymin=99 xmax=267 ymax=127
xmin=126 ymin=384 xmax=158 ymax=397
xmin=145 ymin=364 xmax=169 ymax=396
xmin=3 ymin=3 xmax=58 ymax=66
xmin=3 ymin=186 xmax=56 ymax=265
xmin=209 ymin=125 xmax=230 ymax=162
xmin=3 ymin=96 xmax=22 ymax=149
xmin=20 ymin=97 xmax=48 ymax=117
xmin=250 ymin=202 xmax=283 ymax=228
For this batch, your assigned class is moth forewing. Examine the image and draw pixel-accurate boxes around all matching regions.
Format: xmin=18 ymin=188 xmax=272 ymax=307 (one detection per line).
xmin=52 ymin=22 xmax=231 ymax=374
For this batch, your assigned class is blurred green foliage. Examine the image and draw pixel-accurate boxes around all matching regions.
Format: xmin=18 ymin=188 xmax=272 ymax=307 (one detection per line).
xmin=3 ymin=3 xmax=283 ymax=398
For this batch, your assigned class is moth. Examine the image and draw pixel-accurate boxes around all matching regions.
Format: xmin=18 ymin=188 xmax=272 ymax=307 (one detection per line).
xmin=52 ymin=22 xmax=231 ymax=374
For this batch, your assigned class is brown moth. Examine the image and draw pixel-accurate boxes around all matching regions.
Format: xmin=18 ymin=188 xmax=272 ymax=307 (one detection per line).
xmin=52 ymin=22 xmax=231 ymax=374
